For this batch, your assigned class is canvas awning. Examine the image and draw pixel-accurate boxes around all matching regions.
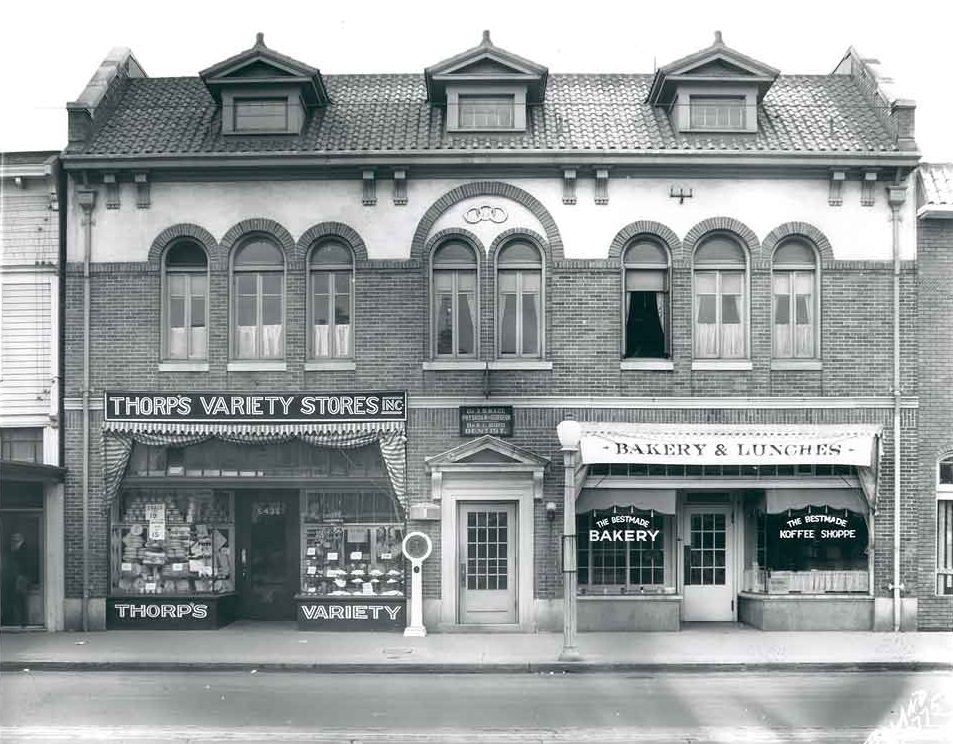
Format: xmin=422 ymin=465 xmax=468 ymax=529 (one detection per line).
xmin=100 ymin=419 xmax=406 ymax=509
xmin=577 ymin=423 xmax=881 ymax=467
xmin=764 ymin=488 xmax=867 ymax=514
xmin=576 ymin=488 xmax=677 ymax=514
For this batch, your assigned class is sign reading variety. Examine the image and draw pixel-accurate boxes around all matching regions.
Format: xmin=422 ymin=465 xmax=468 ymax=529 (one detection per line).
xmin=104 ymin=391 xmax=406 ymax=423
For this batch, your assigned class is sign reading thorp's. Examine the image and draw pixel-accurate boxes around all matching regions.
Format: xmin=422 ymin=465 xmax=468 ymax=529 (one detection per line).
xmin=104 ymin=392 xmax=406 ymax=423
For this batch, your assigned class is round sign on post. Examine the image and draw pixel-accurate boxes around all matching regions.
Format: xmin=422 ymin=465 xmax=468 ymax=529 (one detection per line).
xmin=402 ymin=531 xmax=432 ymax=637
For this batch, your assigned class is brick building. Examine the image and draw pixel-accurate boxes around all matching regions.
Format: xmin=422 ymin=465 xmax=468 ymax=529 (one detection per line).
xmin=59 ymin=32 xmax=926 ymax=633
xmin=916 ymin=163 xmax=953 ymax=630
xmin=0 ymin=151 xmax=65 ymax=630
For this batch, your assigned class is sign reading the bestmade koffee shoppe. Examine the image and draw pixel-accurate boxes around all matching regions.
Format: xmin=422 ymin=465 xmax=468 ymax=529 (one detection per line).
xmin=104 ymin=392 xmax=406 ymax=423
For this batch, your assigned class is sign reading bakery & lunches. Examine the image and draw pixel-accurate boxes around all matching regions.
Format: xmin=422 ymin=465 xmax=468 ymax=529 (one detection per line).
xmin=103 ymin=391 xmax=406 ymax=423
xmin=579 ymin=426 xmax=878 ymax=467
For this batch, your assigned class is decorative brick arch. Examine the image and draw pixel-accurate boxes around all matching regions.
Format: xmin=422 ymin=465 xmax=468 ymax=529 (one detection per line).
xmin=423 ymin=228 xmax=486 ymax=266
xmin=148 ymin=223 xmax=220 ymax=270
xmin=762 ymin=221 xmax=835 ymax=262
xmin=411 ymin=181 xmax=564 ymax=261
xmin=295 ymin=222 xmax=369 ymax=263
xmin=608 ymin=221 xmax=682 ymax=262
xmin=220 ymin=218 xmax=296 ymax=264
xmin=487 ymin=228 xmax=550 ymax=266
xmin=683 ymin=217 xmax=761 ymax=260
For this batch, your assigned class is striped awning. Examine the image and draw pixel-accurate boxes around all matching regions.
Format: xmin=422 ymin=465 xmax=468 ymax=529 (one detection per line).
xmin=101 ymin=419 xmax=407 ymax=510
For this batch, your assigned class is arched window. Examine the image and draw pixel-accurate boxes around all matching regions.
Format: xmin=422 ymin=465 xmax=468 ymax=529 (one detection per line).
xmin=623 ymin=238 xmax=669 ymax=359
xmin=497 ymin=240 xmax=542 ymax=358
xmin=309 ymin=240 xmax=354 ymax=359
xmin=232 ymin=235 xmax=284 ymax=360
xmin=164 ymin=240 xmax=208 ymax=360
xmin=432 ymin=240 xmax=477 ymax=358
xmin=773 ymin=239 xmax=819 ymax=359
xmin=694 ymin=234 xmax=747 ymax=359
xmin=937 ymin=456 xmax=953 ymax=595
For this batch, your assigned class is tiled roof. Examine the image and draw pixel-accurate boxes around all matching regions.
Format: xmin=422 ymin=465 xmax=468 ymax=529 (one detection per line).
xmin=0 ymin=151 xmax=58 ymax=166
xmin=69 ymin=73 xmax=901 ymax=157
xmin=919 ymin=163 xmax=953 ymax=205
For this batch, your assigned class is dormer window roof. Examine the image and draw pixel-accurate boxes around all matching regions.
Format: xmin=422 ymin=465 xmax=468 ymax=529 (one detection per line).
xmin=199 ymin=33 xmax=329 ymax=135
xmin=648 ymin=31 xmax=779 ymax=135
xmin=425 ymin=31 xmax=547 ymax=133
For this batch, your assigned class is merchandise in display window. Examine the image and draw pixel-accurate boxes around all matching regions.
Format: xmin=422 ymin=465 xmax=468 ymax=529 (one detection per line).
xmin=743 ymin=504 xmax=869 ymax=594
xmin=576 ymin=509 xmax=675 ymax=595
xmin=299 ymin=490 xmax=405 ymax=598
xmin=111 ymin=489 xmax=235 ymax=596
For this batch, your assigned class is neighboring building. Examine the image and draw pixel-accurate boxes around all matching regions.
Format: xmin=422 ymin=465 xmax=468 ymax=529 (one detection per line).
xmin=0 ymin=151 xmax=65 ymax=630
xmin=60 ymin=33 xmax=921 ymax=633
xmin=916 ymin=163 xmax=953 ymax=630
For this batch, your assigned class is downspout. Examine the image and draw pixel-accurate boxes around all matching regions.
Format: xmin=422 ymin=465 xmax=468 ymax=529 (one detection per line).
xmin=887 ymin=178 xmax=907 ymax=632
xmin=77 ymin=183 xmax=96 ymax=632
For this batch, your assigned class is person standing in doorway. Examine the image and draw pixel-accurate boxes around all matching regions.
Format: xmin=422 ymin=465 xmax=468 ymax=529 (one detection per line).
xmin=1 ymin=533 xmax=31 ymax=626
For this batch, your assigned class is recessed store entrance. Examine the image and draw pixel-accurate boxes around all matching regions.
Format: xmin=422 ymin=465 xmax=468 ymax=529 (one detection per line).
xmin=458 ymin=502 xmax=517 ymax=624
xmin=237 ymin=490 xmax=299 ymax=620
xmin=681 ymin=501 xmax=734 ymax=621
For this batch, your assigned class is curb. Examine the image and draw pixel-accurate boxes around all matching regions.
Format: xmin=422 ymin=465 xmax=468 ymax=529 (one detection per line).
xmin=3 ymin=660 xmax=951 ymax=674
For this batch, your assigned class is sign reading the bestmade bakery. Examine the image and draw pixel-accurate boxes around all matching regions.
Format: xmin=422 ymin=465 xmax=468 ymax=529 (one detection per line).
xmin=104 ymin=392 xmax=406 ymax=423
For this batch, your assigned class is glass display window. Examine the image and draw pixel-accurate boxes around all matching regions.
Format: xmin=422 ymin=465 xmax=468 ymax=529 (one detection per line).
xmin=576 ymin=509 xmax=675 ymax=595
xmin=743 ymin=504 xmax=869 ymax=594
xmin=111 ymin=489 xmax=235 ymax=596
xmin=299 ymin=490 xmax=404 ymax=597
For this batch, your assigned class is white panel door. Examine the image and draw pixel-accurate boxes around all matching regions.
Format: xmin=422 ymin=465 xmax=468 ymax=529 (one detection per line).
xmin=682 ymin=505 xmax=734 ymax=621
xmin=458 ymin=502 xmax=517 ymax=624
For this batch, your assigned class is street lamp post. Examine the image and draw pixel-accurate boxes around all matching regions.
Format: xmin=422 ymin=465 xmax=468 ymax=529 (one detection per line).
xmin=557 ymin=418 xmax=583 ymax=662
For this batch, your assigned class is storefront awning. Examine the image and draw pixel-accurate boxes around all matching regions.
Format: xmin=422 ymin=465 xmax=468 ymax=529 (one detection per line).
xmin=0 ymin=460 xmax=66 ymax=484
xmin=576 ymin=488 xmax=677 ymax=514
xmin=765 ymin=488 xmax=867 ymax=514
xmin=100 ymin=419 xmax=407 ymax=510
xmin=577 ymin=423 xmax=882 ymax=467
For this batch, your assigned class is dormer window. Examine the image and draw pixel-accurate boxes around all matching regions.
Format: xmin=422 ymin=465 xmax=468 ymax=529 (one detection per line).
xmin=689 ymin=96 xmax=745 ymax=130
xmin=199 ymin=33 xmax=329 ymax=137
xmin=426 ymin=31 xmax=547 ymax=135
xmin=233 ymin=97 xmax=289 ymax=132
xmin=648 ymin=31 xmax=778 ymax=136
xmin=459 ymin=95 xmax=515 ymax=129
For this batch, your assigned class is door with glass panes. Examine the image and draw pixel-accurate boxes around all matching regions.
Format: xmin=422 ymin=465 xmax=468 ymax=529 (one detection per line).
xmin=681 ymin=504 xmax=734 ymax=621
xmin=458 ymin=503 xmax=517 ymax=624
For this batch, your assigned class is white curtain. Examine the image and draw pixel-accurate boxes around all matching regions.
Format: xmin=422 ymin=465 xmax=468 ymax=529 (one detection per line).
xmin=190 ymin=327 xmax=207 ymax=359
xmin=262 ymin=324 xmax=283 ymax=358
xmin=313 ymin=324 xmax=330 ymax=357
xmin=695 ymin=273 xmax=718 ymax=357
xmin=335 ymin=323 xmax=351 ymax=356
xmin=237 ymin=326 xmax=257 ymax=358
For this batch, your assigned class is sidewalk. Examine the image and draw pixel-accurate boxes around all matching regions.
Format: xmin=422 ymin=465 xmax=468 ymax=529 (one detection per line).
xmin=2 ymin=622 xmax=952 ymax=673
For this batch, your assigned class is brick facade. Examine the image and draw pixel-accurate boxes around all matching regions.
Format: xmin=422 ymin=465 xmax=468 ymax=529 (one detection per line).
xmin=915 ymin=218 xmax=953 ymax=629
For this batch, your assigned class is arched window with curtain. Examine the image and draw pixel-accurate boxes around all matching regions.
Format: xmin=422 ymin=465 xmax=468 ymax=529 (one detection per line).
xmin=497 ymin=239 xmax=542 ymax=358
xmin=309 ymin=240 xmax=354 ymax=359
xmin=623 ymin=238 xmax=669 ymax=359
xmin=693 ymin=234 xmax=747 ymax=359
xmin=164 ymin=240 xmax=208 ymax=360
xmin=772 ymin=238 xmax=819 ymax=359
xmin=432 ymin=239 xmax=477 ymax=358
xmin=937 ymin=455 xmax=953 ymax=595
xmin=232 ymin=235 xmax=284 ymax=360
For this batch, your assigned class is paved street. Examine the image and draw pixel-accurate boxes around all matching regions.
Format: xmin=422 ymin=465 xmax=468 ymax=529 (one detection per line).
xmin=2 ymin=670 xmax=952 ymax=742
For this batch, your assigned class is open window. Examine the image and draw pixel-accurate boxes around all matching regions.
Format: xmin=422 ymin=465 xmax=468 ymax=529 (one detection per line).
xmin=623 ymin=238 xmax=669 ymax=359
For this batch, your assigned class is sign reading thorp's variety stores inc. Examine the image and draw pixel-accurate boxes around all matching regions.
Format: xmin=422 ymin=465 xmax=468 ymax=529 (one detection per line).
xmin=103 ymin=391 xmax=407 ymax=423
